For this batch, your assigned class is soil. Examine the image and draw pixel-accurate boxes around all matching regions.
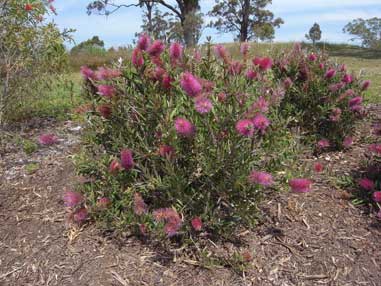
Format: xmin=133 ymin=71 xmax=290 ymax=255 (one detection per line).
xmin=0 ymin=109 xmax=380 ymax=286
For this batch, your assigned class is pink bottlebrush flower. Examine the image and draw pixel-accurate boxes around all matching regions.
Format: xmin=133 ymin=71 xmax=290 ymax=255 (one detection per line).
xmin=252 ymin=96 xmax=269 ymax=113
xmin=314 ymin=162 xmax=324 ymax=173
xmin=236 ymin=119 xmax=255 ymax=137
xmin=343 ymin=136 xmax=353 ymax=148
xmin=139 ymin=224 xmax=148 ymax=236
xmin=248 ymin=170 xmax=273 ymax=187
xmin=132 ymin=48 xmax=144 ymax=68
xmin=38 ymin=134 xmax=59 ymax=146
xmin=198 ymin=78 xmax=215 ymax=92
xmin=259 ymin=57 xmax=273 ymax=71
xmin=97 ymin=197 xmax=111 ymax=209
xmin=109 ymin=159 xmax=122 ymax=175
xmin=154 ymin=66 xmax=166 ymax=81
xmin=133 ymin=193 xmax=147 ymax=216
xmin=97 ymin=85 xmax=115 ymax=98
xmin=337 ymin=89 xmax=355 ymax=102
xmin=289 ymin=178 xmax=313 ymax=193
xmin=358 ymin=178 xmax=374 ymax=191
xmin=194 ymin=97 xmax=213 ymax=114
xmin=97 ymin=104 xmax=112 ymax=118
xmin=174 ymin=117 xmax=195 ymax=137
xmin=317 ymin=139 xmax=330 ymax=149
xmin=283 ymin=77 xmax=293 ymax=89
xmin=361 ymin=80 xmax=371 ymax=91
xmin=63 ymin=191 xmax=83 ymax=207
xmin=214 ymin=44 xmax=229 ymax=60
xmin=329 ymin=83 xmax=345 ymax=93
xmin=162 ymin=74 xmax=172 ymax=90
xmin=153 ymin=208 xmax=182 ymax=237
xmin=169 ymin=42 xmax=183 ymax=62
xmin=217 ymin=92 xmax=227 ymax=102
xmin=229 ymin=60 xmax=243 ymax=75
xmin=137 ymin=33 xmax=151 ymax=51
xmin=340 ymin=64 xmax=347 ymax=72
xmin=252 ymin=113 xmax=270 ymax=134
xmin=308 ymin=53 xmax=317 ymax=61
xmin=342 ymin=74 xmax=353 ymax=84
xmin=349 ymin=96 xmax=363 ymax=107
xmin=180 ymin=72 xmax=202 ymax=97
xmin=325 ymin=68 xmax=336 ymax=79
xmin=147 ymin=40 xmax=165 ymax=57
xmin=191 ymin=217 xmax=203 ymax=231
xmin=73 ymin=208 xmax=88 ymax=224
xmin=369 ymin=144 xmax=381 ymax=155
xmin=319 ymin=63 xmax=325 ymax=69
xmin=252 ymin=57 xmax=262 ymax=66
xmin=94 ymin=67 xmax=121 ymax=80
xmin=246 ymin=69 xmax=258 ymax=80
xmin=159 ymin=145 xmax=175 ymax=158
xmin=373 ymin=191 xmax=381 ymax=202
xmin=80 ymin=66 xmax=94 ymax=79
xmin=377 ymin=210 xmax=381 ymax=220
xmin=120 ymin=149 xmax=134 ymax=171
xmin=329 ymin=108 xmax=342 ymax=122
xmin=240 ymin=42 xmax=250 ymax=56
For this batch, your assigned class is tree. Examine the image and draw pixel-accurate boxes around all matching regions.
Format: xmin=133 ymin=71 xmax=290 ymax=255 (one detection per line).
xmin=208 ymin=0 xmax=283 ymax=42
xmin=87 ymin=0 xmax=201 ymax=47
xmin=305 ymin=23 xmax=322 ymax=46
xmin=343 ymin=18 xmax=381 ymax=49
xmin=71 ymin=36 xmax=105 ymax=54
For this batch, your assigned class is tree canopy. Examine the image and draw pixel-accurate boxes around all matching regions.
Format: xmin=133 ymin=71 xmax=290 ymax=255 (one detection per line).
xmin=343 ymin=17 xmax=381 ymax=49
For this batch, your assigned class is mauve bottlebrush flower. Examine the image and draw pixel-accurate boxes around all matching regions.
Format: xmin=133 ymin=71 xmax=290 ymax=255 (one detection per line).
xmin=132 ymin=48 xmax=144 ymax=68
xmin=289 ymin=178 xmax=313 ymax=193
xmin=133 ymin=193 xmax=147 ymax=216
xmin=369 ymin=144 xmax=381 ymax=155
xmin=248 ymin=171 xmax=273 ymax=187
xmin=180 ymin=72 xmax=202 ymax=97
xmin=174 ymin=117 xmax=195 ymax=137
xmin=329 ymin=83 xmax=345 ymax=93
xmin=317 ymin=139 xmax=330 ymax=149
xmin=193 ymin=49 xmax=202 ymax=62
xmin=214 ymin=44 xmax=229 ymax=60
xmin=319 ymin=63 xmax=325 ymax=69
xmin=109 ymin=160 xmax=122 ymax=175
xmin=236 ymin=119 xmax=254 ymax=137
xmin=162 ymin=74 xmax=172 ymax=90
xmin=253 ymin=57 xmax=262 ymax=66
xmin=343 ymin=136 xmax=353 ymax=148
xmin=97 ymin=104 xmax=112 ymax=118
xmin=137 ymin=33 xmax=151 ymax=51
xmin=159 ymin=145 xmax=175 ymax=158
xmin=342 ymin=74 xmax=353 ymax=84
xmin=147 ymin=40 xmax=165 ymax=57
xmin=120 ymin=149 xmax=134 ymax=171
xmin=358 ymin=178 xmax=374 ymax=191
xmin=361 ymin=80 xmax=371 ymax=91
xmin=246 ymin=69 xmax=257 ymax=80
xmin=139 ymin=224 xmax=148 ymax=236
xmin=80 ymin=66 xmax=94 ymax=79
xmin=153 ymin=66 xmax=166 ymax=81
xmin=63 ymin=191 xmax=83 ymax=207
xmin=240 ymin=42 xmax=250 ymax=56
xmin=94 ymin=67 xmax=121 ymax=80
xmin=373 ymin=191 xmax=381 ymax=202
xmin=217 ymin=92 xmax=227 ymax=102
xmin=73 ymin=208 xmax=88 ymax=224
xmin=349 ymin=96 xmax=363 ymax=107
xmin=325 ymin=68 xmax=336 ymax=79
xmin=97 ymin=85 xmax=115 ymax=98
xmin=194 ymin=97 xmax=213 ymax=114
xmin=191 ymin=217 xmax=203 ymax=231
xmin=252 ymin=96 xmax=269 ymax=113
xmin=314 ymin=162 xmax=324 ymax=173
xmin=377 ymin=210 xmax=381 ymax=220
xmin=283 ymin=77 xmax=293 ymax=89
xmin=329 ymin=108 xmax=342 ymax=122
xmin=229 ymin=60 xmax=243 ymax=75
xmin=38 ymin=134 xmax=59 ymax=146
xmin=97 ymin=197 xmax=111 ymax=209
xmin=259 ymin=57 xmax=273 ymax=71
xmin=153 ymin=208 xmax=182 ymax=237
xmin=169 ymin=42 xmax=183 ymax=62
xmin=252 ymin=113 xmax=270 ymax=134
xmin=308 ymin=53 xmax=317 ymax=61
xmin=340 ymin=64 xmax=347 ymax=72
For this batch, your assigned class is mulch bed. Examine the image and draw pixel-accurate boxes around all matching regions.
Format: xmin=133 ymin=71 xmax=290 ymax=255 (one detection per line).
xmin=0 ymin=109 xmax=380 ymax=286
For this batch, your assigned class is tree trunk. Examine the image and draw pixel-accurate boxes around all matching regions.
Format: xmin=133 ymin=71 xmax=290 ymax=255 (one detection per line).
xmin=180 ymin=0 xmax=198 ymax=47
xmin=240 ymin=0 xmax=250 ymax=42
xmin=145 ymin=2 xmax=154 ymax=36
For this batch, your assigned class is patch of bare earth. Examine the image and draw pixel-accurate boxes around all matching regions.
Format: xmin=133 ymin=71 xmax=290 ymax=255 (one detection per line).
xmin=0 ymin=109 xmax=380 ymax=286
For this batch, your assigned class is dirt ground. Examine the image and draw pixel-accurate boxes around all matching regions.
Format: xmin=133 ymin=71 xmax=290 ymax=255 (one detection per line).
xmin=1 ymin=109 xmax=380 ymax=286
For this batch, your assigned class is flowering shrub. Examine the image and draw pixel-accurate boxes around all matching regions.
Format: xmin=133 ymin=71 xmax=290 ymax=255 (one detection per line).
xmin=273 ymin=44 xmax=368 ymax=150
xmin=76 ymin=38 xmax=303 ymax=238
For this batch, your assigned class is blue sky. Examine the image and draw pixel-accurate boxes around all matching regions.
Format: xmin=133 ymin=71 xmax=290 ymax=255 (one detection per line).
xmin=51 ymin=0 xmax=381 ymax=48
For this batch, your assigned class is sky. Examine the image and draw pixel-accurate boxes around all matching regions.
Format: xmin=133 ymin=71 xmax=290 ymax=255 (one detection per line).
xmin=51 ymin=0 xmax=381 ymax=48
